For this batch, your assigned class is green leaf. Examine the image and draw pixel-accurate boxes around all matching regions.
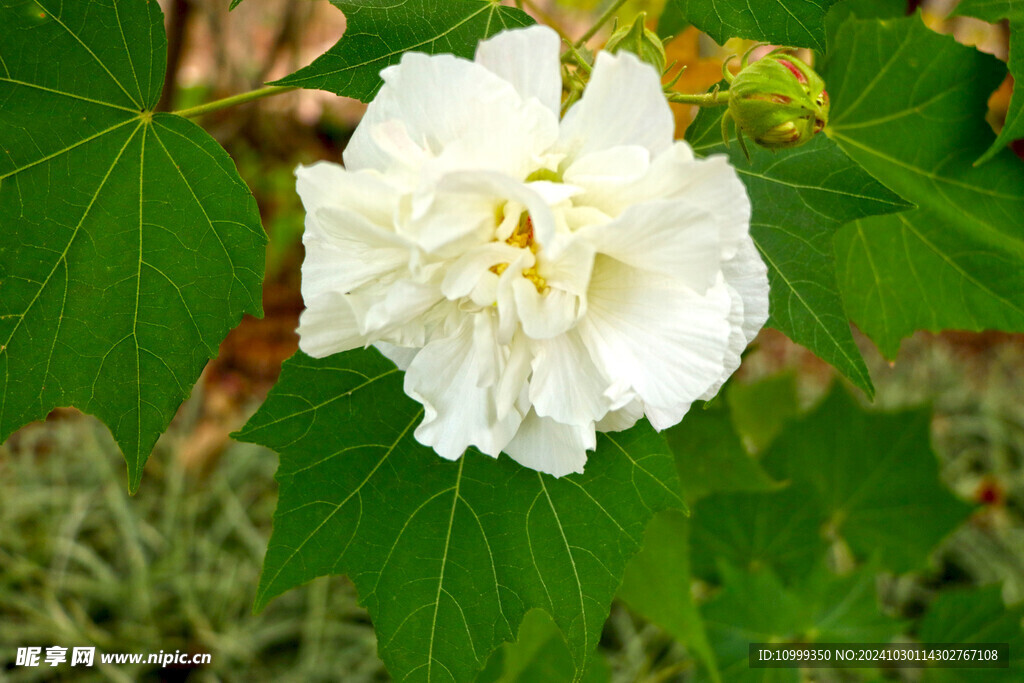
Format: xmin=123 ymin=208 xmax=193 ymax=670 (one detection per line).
xmin=689 ymin=486 xmax=828 ymax=583
xmin=476 ymin=610 xmax=610 ymax=683
xmin=726 ymin=372 xmax=799 ymax=453
xmin=665 ymin=402 xmax=779 ymax=504
xmin=703 ymin=562 xmax=902 ymax=682
xmin=687 ymin=107 xmax=911 ymax=397
xmin=953 ymin=1 xmax=1024 ymax=164
xmin=825 ymin=15 xmax=1024 ymax=357
xmin=229 ymin=0 xmax=245 ymax=9
xmin=274 ymin=0 xmax=533 ymax=102
xmin=918 ymin=585 xmax=1024 ymax=682
xmin=234 ymin=349 xmax=684 ymax=682
xmin=952 ymin=0 xmax=1024 ymax=22
xmin=657 ymin=1 xmax=690 ymax=40
xmin=667 ymin=0 xmax=841 ymax=51
xmin=0 ymin=0 xmax=265 ymax=491
xmin=762 ymin=387 xmax=974 ymax=573
xmin=618 ymin=510 xmax=721 ymax=683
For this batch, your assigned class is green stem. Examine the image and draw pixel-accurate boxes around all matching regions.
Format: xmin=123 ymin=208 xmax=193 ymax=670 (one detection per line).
xmin=171 ymin=85 xmax=298 ymax=118
xmin=666 ymin=89 xmax=731 ymax=106
xmin=575 ymin=0 xmax=629 ymax=47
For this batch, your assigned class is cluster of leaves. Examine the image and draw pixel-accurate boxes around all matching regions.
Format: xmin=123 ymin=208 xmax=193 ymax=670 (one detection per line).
xmin=2 ymin=0 xmax=1024 ymax=681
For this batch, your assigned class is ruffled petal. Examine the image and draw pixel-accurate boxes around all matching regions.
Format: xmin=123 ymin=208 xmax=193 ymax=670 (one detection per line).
xmin=578 ymin=256 xmax=733 ymax=429
xmin=303 ymin=206 xmax=411 ymax=298
xmin=374 ymin=342 xmax=418 ymax=371
xmin=405 ymin=314 xmax=522 ymax=459
xmin=297 ymin=292 xmax=365 ymax=358
xmin=725 ymin=238 xmax=770 ymax=344
xmin=558 ymin=51 xmax=674 ymax=160
xmin=295 ymin=162 xmax=398 ymax=227
xmin=504 ymin=411 xmax=594 ymax=477
xmin=345 ymin=52 xmax=558 ymax=181
xmin=579 ymin=146 xmax=751 ymax=259
xmin=475 ymin=26 xmax=562 ymax=116
xmin=576 ymin=198 xmax=721 ymax=291
xmin=595 ymin=398 xmax=643 ymax=432
xmin=513 ymin=282 xmax=579 ymax=339
xmin=530 ymin=330 xmax=610 ymax=424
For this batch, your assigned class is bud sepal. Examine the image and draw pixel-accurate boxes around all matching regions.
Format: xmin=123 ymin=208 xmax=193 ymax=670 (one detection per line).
xmin=721 ymin=45 xmax=830 ymax=157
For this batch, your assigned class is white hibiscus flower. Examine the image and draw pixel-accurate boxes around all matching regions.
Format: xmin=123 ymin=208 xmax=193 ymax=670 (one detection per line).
xmin=295 ymin=25 xmax=769 ymax=477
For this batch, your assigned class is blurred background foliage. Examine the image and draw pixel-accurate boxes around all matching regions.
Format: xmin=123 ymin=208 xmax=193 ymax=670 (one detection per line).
xmin=1 ymin=0 xmax=1022 ymax=680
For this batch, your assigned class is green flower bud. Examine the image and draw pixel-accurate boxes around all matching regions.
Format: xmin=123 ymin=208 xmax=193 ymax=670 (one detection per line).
xmin=723 ymin=48 xmax=830 ymax=155
xmin=604 ymin=13 xmax=667 ymax=74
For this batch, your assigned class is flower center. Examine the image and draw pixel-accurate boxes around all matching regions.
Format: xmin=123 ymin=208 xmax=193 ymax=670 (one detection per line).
xmin=490 ymin=212 xmax=548 ymax=294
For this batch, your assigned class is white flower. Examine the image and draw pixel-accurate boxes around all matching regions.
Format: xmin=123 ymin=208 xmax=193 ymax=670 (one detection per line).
xmin=295 ymin=25 xmax=769 ymax=477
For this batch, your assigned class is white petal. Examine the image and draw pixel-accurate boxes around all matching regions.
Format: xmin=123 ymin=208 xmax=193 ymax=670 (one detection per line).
xmin=530 ymin=331 xmax=610 ymax=424
xmin=303 ymin=206 xmax=411 ymax=298
xmin=504 ymin=411 xmax=594 ymax=477
xmin=581 ymin=146 xmax=751 ymax=260
xmin=559 ymin=51 xmax=674 ymax=160
xmin=578 ymin=257 xmax=732 ymax=428
xmin=297 ymin=292 xmax=365 ymax=358
xmin=576 ymin=198 xmax=722 ymax=291
xmin=725 ymin=238 xmax=770 ymax=344
xmin=496 ymin=332 xmax=533 ymax=419
xmin=374 ymin=342 xmax=418 ymax=371
xmin=432 ymin=171 xmax=559 ymax=248
xmin=345 ymin=52 xmax=558 ymax=180
xmin=562 ymin=145 xmax=651 ymax=210
xmin=405 ymin=187 xmax=502 ymax=255
xmin=595 ymin=398 xmax=643 ymax=432
xmin=537 ymin=231 xmax=595 ymax=296
xmin=405 ymin=315 xmax=521 ymax=459
xmin=295 ymin=162 xmax=398 ymax=227
xmin=514 ymin=281 xmax=580 ymax=339
xmin=475 ymin=26 xmax=562 ymax=116
xmin=698 ymin=238 xmax=770 ymax=400
xmin=441 ymin=242 xmax=523 ymax=301
xmin=347 ymin=274 xmax=443 ymax=337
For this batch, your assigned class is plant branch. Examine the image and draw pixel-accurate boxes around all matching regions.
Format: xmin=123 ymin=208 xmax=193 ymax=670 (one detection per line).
xmin=666 ymin=89 xmax=731 ymax=106
xmin=171 ymin=85 xmax=298 ymax=119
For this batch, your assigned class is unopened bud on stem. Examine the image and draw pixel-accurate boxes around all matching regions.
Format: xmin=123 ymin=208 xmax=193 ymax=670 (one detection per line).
xmin=604 ymin=13 xmax=667 ymax=74
xmin=722 ymin=47 xmax=830 ymax=157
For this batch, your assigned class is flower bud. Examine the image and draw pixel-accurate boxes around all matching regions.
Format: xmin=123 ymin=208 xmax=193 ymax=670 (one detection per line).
xmin=725 ymin=49 xmax=830 ymax=152
xmin=604 ymin=13 xmax=667 ymax=74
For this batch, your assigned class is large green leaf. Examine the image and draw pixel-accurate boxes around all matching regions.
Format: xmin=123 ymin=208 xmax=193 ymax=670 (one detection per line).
xmin=918 ymin=585 xmax=1024 ymax=682
xmin=954 ymin=0 xmax=1024 ymax=164
xmin=703 ymin=562 xmax=902 ymax=682
xmin=763 ymin=387 xmax=974 ymax=574
xmin=687 ymin=107 xmax=911 ymax=397
xmin=689 ymin=485 xmax=828 ymax=583
xmin=618 ymin=511 xmax=721 ymax=683
xmin=0 ymin=0 xmax=265 ymax=491
xmin=476 ymin=610 xmax=610 ymax=683
xmin=726 ymin=372 xmax=799 ymax=453
xmin=274 ymin=0 xmax=533 ymax=102
xmin=668 ymin=0 xmax=841 ymax=51
xmin=664 ymin=402 xmax=779 ymax=505
xmin=825 ymin=15 xmax=1024 ymax=357
xmin=234 ymin=349 xmax=683 ymax=682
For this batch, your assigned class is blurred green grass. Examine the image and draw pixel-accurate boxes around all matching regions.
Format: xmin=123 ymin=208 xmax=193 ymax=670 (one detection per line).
xmin=0 ymin=387 xmax=385 ymax=682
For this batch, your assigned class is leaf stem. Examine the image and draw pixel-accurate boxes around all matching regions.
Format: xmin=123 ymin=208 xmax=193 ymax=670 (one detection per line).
xmin=171 ymin=85 xmax=298 ymax=118
xmin=575 ymin=0 xmax=630 ymax=47
xmin=666 ymin=89 xmax=731 ymax=106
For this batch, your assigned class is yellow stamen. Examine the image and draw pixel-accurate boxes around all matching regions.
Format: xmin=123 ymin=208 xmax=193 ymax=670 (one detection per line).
xmin=522 ymin=265 xmax=548 ymax=294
